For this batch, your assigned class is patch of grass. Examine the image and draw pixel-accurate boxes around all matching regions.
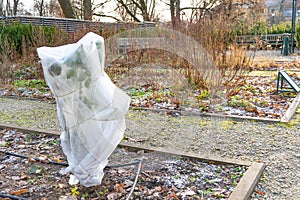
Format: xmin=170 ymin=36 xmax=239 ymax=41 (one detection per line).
xmin=218 ymin=120 xmax=234 ymax=130
xmin=199 ymin=102 xmax=209 ymax=112
xmin=0 ymin=141 xmax=11 ymax=147
xmin=234 ymin=166 xmax=243 ymax=172
xmin=200 ymin=188 xmax=213 ymax=195
xmin=233 ymin=181 xmax=238 ymax=187
xmin=216 ymin=167 xmax=222 ymax=173
xmin=99 ymin=189 xmax=109 ymax=196
xmin=248 ymin=71 xmax=277 ymax=77
xmin=174 ymin=174 xmax=180 ymax=179
xmin=278 ymin=122 xmax=295 ymax=128
xmin=13 ymin=79 xmax=47 ymax=91
xmin=28 ymin=165 xmax=42 ymax=174
xmin=197 ymin=90 xmax=211 ymax=100
xmin=25 ymin=134 xmax=32 ymax=142
xmin=199 ymin=120 xmax=208 ymax=126
xmin=127 ymin=88 xmax=146 ymax=97
xmin=227 ymin=96 xmax=250 ymax=108
xmin=49 ymin=139 xmax=59 ymax=145
xmin=81 ymin=192 xmax=89 ymax=198
xmin=212 ymin=104 xmax=223 ymax=111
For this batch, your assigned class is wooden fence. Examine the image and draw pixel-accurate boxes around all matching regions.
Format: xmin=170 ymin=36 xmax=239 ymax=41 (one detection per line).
xmin=0 ymin=15 xmax=156 ymax=33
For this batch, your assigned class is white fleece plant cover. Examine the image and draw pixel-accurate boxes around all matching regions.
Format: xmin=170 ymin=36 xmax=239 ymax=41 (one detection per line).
xmin=37 ymin=32 xmax=130 ymax=187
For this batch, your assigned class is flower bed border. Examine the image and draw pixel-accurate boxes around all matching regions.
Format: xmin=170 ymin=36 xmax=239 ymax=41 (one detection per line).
xmin=0 ymin=123 xmax=265 ymax=199
xmin=281 ymin=92 xmax=300 ymax=122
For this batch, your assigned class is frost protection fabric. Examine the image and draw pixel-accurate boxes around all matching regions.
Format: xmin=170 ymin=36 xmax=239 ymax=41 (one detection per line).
xmin=37 ymin=32 xmax=130 ymax=187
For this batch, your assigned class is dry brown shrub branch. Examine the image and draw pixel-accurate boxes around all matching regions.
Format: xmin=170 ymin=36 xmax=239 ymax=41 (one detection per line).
xmin=175 ymin=15 xmax=255 ymax=97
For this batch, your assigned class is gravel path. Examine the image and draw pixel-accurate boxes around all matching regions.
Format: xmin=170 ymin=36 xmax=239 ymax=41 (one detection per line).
xmin=0 ymin=97 xmax=300 ymax=199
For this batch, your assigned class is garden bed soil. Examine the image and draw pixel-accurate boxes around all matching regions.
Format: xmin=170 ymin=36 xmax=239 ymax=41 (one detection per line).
xmin=1 ymin=69 xmax=299 ymax=121
xmin=0 ymin=128 xmax=249 ymax=199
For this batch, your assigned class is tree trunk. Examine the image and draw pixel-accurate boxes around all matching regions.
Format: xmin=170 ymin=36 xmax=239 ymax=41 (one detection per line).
xmin=13 ymin=0 xmax=19 ymax=15
xmin=39 ymin=0 xmax=44 ymax=16
xmin=170 ymin=0 xmax=180 ymax=29
xmin=139 ymin=0 xmax=150 ymax=21
xmin=0 ymin=0 xmax=3 ymax=16
xmin=58 ymin=0 xmax=75 ymax=18
xmin=170 ymin=0 xmax=175 ymax=27
xmin=175 ymin=0 xmax=180 ymax=22
xmin=6 ymin=0 xmax=11 ymax=15
xmin=83 ymin=0 xmax=92 ymax=20
xmin=49 ymin=0 xmax=64 ymax=18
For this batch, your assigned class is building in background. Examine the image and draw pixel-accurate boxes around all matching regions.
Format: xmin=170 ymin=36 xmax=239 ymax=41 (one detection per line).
xmin=266 ymin=0 xmax=300 ymax=24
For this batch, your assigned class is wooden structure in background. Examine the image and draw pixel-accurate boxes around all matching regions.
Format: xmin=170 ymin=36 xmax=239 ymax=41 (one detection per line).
xmin=235 ymin=33 xmax=296 ymax=49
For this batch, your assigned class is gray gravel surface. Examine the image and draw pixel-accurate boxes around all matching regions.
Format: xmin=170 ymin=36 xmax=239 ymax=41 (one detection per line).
xmin=0 ymin=97 xmax=300 ymax=199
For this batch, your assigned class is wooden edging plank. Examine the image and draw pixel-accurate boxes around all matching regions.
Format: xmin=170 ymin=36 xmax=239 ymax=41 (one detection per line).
xmin=200 ymin=113 xmax=280 ymax=123
xmin=281 ymin=92 xmax=300 ymax=122
xmin=0 ymin=123 xmax=60 ymax=136
xmin=0 ymin=122 xmax=252 ymax=166
xmin=131 ymin=107 xmax=281 ymax=123
xmin=0 ymin=123 xmax=265 ymax=199
xmin=228 ymin=162 xmax=266 ymax=200
xmin=119 ymin=142 xmax=252 ymax=166
xmin=119 ymin=143 xmax=266 ymax=199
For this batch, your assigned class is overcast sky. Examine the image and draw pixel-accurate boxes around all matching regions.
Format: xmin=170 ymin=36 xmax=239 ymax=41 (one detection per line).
xmin=21 ymin=0 xmax=34 ymax=10
xmin=18 ymin=0 xmax=193 ymax=22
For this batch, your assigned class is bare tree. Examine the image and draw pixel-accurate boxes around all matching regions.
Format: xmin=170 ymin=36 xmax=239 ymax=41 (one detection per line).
xmin=113 ymin=0 xmax=129 ymax=21
xmin=56 ymin=0 xmax=159 ymax=21
xmin=214 ymin=0 xmax=264 ymax=24
xmin=56 ymin=0 xmax=113 ymax=20
xmin=3 ymin=0 xmax=20 ymax=15
xmin=49 ymin=0 xmax=63 ymax=17
xmin=83 ymin=0 xmax=92 ymax=20
xmin=60 ymin=0 xmax=92 ymax=20
xmin=180 ymin=0 xmax=217 ymax=23
xmin=92 ymin=0 xmax=122 ymax=21
xmin=70 ymin=0 xmax=92 ymax=20
xmin=170 ymin=0 xmax=263 ymax=25
xmin=34 ymin=0 xmax=45 ymax=16
xmin=114 ymin=0 xmax=159 ymax=22
xmin=0 ymin=0 xmax=4 ymax=16
xmin=12 ymin=0 xmax=19 ymax=15
xmin=115 ymin=0 xmax=140 ymax=21
xmin=16 ymin=2 xmax=28 ymax=15
xmin=6 ymin=0 xmax=11 ymax=15
xmin=169 ymin=0 xmax=180 ymax=28
xmin=58 ymin=0 xmax=75 ymax=18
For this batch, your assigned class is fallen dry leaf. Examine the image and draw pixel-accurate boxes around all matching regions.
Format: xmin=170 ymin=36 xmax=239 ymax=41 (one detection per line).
xmin=11 ymin=188 xmax=28 ymax=195
xmin=114 ymin=182 xmax=125 ymax=193
xmin=166 ymin=193 xmax=179 ymax=200
xmin=255 ymin=190 xmax=266 ymax=195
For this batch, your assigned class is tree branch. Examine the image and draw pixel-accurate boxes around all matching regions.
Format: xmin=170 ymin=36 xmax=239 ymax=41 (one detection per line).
xmin=116 ymin=0 xmax=141 ymax=22
xmin=93 ymin=13 xmax=122 ymax=21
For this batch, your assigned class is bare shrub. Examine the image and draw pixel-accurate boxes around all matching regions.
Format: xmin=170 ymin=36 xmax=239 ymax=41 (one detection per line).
xmin=177 ymin=15 xmax=255 ymax=98
xmin=0 ymin=37 xmax=16 ymax=84
xmin=0 ymin=25 xmax=68 ymax=83
xmin=109 ymin=49 xmax=205 ymax=87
